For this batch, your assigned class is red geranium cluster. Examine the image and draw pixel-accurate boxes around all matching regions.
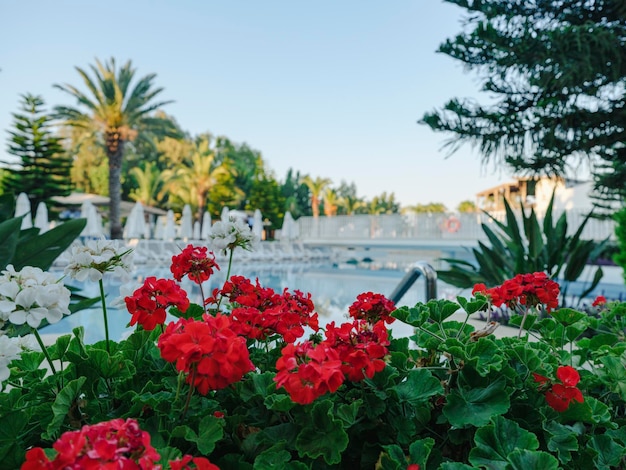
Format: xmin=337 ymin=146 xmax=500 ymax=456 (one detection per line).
xmin=211 ymin=275 xmax=319 ymax=343
xmin=171 ymin=245 xmax=219 ymax=284
xmin=473 ymin=272 xmax=560 ymax=312
xmin=126 ymin=277 xmax=190 ymax=330
xmin=274 ymin=341 xmax=345 ymax=405
xmin=348 ymin=291 xmax=396 ymax=324
xmin=158 ymin=313 xmax=254 ymax=395
xmin=274 ymin=303 xmax=391 ymax=404
xmin=533 ymin=365 xmax=584 ymax=412
xmin=21 ymin=418 xmax=160 ymax=469
xmin=325 ymin=319 xmax=390 ymax=381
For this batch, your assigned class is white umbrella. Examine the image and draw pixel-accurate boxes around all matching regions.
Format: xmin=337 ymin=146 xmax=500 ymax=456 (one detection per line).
xmin=154 ymin=216 xmax=165 ymax=240
xmin=201 ymin=211 xmax=212 ymax=240
xmin=281 ymin=211 xmax=297 ymax=241
xmin=252 ymin=209 xmax=263 ymax=240
xmin=80 ymin=200 xmax=103 ymax=237
xmin=193 ymin=221 xmax=201 ymax=240
xmin=220 ymin=206 xmax=230 ymax=222
xmin=124 ymin=202 xmax=146 ymax=239
xmin=34 ymin=202 xmax=49 ymax=233
xmin=180 ymin=205 xmax=194 ymax=240
xmin=162 ymin=210 xmax=176 ymax=240
xmin=14 ymin=192 xmax=32 ymax=229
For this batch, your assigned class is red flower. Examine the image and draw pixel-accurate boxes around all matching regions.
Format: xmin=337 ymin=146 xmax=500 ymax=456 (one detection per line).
xmin=274 ymin=341 xmax=345 ymax=404
xmin=325 ymin=319 xmax=390 ymax=381
xmin=533 ymin=365 xmax=584 ymax=412
xmin=125 ymin=277 xmax=190 ymax=330
xmin=21 ymin=418 xmax=160 ymax=469
xmin=169 ymin=455 xmax=220 ymax=470
xmin=171 ymin=245 xmax=220 ymax=284
xmin=592 ymin=295 xmax=607 ymax=307
xmin=213 ymin=276 xmax=319 ymax=342
xmin=348 ymin=292 xmax=396 ymax=324
xmin=407 ymin=465 xmax=420 ymax=470
xmin=473 ymin=272 xmax=560 ymax=312
xmin=158 ymin=314 xmax=254 ymax=394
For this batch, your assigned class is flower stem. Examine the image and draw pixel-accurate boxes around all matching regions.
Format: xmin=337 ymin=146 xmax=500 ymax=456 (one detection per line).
xmin=33 ymin=328 xmax=57 ymax=375
xmin=182 ymin=368 xmax=197 ymax=419
xmin=199 ymin=282 xmax=207 ymax=314
xmin=216 ymin=248 xmax=235 ymax=312
xmin=99 ymin=279 xmax=110 ymax=353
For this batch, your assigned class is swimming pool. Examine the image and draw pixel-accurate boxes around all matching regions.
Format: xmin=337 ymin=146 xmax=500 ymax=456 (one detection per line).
xmin=40 ymin=261 xmax=449 ymax=343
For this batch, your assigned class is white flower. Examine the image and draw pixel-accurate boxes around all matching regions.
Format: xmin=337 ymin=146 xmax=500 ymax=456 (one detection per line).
xmin=0 ymin=265 xmax=71 ymax=329
xmin=0 ymin=334 xmax=22 ymax=382
xmin=64 ymin=238 xmax=134 ymax=282
xmin=209 ymin=218 xmax=259 ymax=254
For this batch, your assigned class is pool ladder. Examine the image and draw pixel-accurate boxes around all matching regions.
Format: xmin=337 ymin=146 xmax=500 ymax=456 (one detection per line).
xmin=389 ymin=261 xmax=437 ymax=304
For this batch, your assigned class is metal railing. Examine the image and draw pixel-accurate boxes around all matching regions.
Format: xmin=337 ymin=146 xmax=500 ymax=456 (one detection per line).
xmin=296 ymin=211 xmax=615 ymax=242
xmin=389 ymin=261 xmax=438 ymax=304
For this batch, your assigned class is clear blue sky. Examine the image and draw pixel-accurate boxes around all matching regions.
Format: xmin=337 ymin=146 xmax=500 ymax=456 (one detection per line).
xmin=0 ymin=0 xmax=512 ymax=210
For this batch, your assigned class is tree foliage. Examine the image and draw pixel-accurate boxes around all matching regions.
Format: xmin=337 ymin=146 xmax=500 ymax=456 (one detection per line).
xmin=54 ymin=58 xmax=177 ymax=238
xmin=421 ymin=0 xmax=626 ymax=209
xmin=1 ymin=94 xmax=72 ymax=208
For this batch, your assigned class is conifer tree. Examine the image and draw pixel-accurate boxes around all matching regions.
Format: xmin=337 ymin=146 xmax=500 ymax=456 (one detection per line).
xmin=421 ymin=0 xmax=626 ymax=210
xmin=2 ymin=94 xmax=72 ymax=211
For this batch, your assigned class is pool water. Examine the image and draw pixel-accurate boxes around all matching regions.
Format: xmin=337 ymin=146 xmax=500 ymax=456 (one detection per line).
xmin=40 ymin=262 xmax=452 ymax=344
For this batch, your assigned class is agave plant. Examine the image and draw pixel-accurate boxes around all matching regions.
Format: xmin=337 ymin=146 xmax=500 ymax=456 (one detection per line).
xmin=438 ymin=193 xmax=606 ymax=306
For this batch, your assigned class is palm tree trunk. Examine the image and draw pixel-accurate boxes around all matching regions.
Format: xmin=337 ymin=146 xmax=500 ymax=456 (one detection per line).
xmin=107 ymin=133 xmax=125 ymax=239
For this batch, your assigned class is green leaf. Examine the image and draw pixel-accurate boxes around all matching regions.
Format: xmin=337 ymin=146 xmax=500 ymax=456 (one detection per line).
xmin=379 ymin=444 xmax=407 ymax=469
xmin=48 ymin=334 xmax=72 ymax=361
xmin=588 ymin=435 xmax=624 ymax=470
xmin=44 ymin=376 xmax=87 ymax=440
xmin=240 ymin=371 xmax=276 ymax=401
xmin=254 ymin=449 xmax=308 ymax=470
xmin=426 ymin=299 xmax=461 ymax=323
xmin=393 ymin=369 xmax=442 ymax=405
xmin=469 ymin=416 xmax=539 ymax=469
xmin=337 ymin=400 xmax=363 ymax=426
xmin=599 ymin=355 xmax=626 ymax=401
xmin=443 ymin=377 xmax=510 ymax=428
xmin=444 ymin=337 xmax=504 ymax=377
xmin=560 ymin=396 xmax=614 ymax=426
xmin=408 ymin=437 xmax=435 ymax=467
xmin=12 ymin=218 xmax=86 ymax=270
xmin=0 ymin=410 xmax=29 ymax=462
xmin=392 ymin=304 xmax=429 ymax=327
xmin=439 ymin=464 xmax=475 ymax=470
xmin=506 ymin=449 xmax=559 ymax=470
xmin=457 ymin=295 xmax=488 ymax=315
xmin=544 ymin=421 xmax=579 ymax=464
xmin=264 ymin=393 xmax=296 ymax=412
xmin=87 ymin=349 xmax=134 ymax=380
xmin=171 ymin=415 xmax=224 ymax=455
xmin=0 ymin=217 xmax=22 ymax=270
xmin=551 ymin=308 xmax=587 ymax=326
xmin=295 ymin=400 xmax=348 ymax=465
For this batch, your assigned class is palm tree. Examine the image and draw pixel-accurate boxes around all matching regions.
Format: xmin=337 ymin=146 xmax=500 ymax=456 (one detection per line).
xmin=322 ymin=188 xmax=339 ymax=216
xmin=339 ymin=195 xmax=366 ymax=215
xmin=162 ymin=136 xmax=228 ymax=223
xmin=54 ymin=58 xmax=176 ymax=238
xmin=302 ymin=175 xmax=332 ymax=218
xmin=129 ymin=161 xmax=164 ymax=207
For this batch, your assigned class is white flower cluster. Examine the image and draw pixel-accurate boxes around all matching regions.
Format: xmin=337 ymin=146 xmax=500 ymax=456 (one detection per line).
xmin=209 ymin=217 xmax=259 ymax=254
xmin=0 ymin=265 xmax=71 ymax=329
xmin=64 ymin=238 xmax=134 ymax=282
xmin=0 ymin=333 xmax=39 ymax=382
xmin=0 ymin=334 xmax=20 ymax=382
